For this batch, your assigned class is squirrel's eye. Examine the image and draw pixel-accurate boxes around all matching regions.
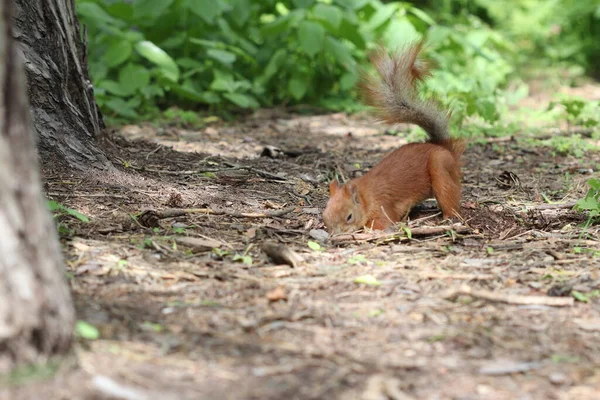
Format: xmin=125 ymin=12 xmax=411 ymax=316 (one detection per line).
xmin=346 ymin=213 xmax=353 ymax=223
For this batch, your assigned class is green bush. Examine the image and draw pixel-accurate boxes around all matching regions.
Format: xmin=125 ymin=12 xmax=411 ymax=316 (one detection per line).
xmin=77 ymin=0 xmax=527 ymax=127
xmin=462 ymin=0 xmax=600 ymax=78
xmin=575 ymin=178 xmax=600 ymax=227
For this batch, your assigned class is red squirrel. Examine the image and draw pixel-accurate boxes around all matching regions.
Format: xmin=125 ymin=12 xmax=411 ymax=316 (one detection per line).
xmin=322 ymin=41 xmax=464 ymax=234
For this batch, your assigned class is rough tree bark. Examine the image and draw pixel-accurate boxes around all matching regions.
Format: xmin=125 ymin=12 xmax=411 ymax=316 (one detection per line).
xmin=14 ymin=0 xmax=110 ymax=169
xmin=0 ymin=0 xmax=74 ymax=372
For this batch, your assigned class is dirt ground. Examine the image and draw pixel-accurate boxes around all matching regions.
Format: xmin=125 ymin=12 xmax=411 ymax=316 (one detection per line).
xmin=5 ymin=84 xmax=600 ymax=399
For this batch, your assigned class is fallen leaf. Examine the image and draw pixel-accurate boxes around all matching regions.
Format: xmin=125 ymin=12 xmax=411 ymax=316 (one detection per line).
xmin=307 ymin=241 xmax=322 ymax=251
xmin=245 ymin=227 xmax=257 ymax=239
xmin=354 ymin=275 xmax=381 ymax=286
xmin=463 ymin=201 xmax=478 ymax=209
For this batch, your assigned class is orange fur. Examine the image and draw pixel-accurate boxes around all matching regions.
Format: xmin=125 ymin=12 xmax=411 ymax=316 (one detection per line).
xmin=323 ymin=41 xmax=464 ymax=234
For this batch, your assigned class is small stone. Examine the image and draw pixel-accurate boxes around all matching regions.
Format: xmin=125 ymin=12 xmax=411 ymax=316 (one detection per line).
xmin=549 ymin=372 xmax=567 ymax=385
xmin=543 ymin=255 xmax=554 ymax=263
xmin=309 ymin=229 xmax=329 ymax=242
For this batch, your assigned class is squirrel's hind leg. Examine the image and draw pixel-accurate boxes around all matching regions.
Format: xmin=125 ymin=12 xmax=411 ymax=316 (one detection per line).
xmin=429 ymin=149 xmax=461 ymax=219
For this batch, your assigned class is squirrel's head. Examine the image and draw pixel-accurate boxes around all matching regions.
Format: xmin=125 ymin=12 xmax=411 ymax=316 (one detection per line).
xmin=322 ymin=180 xmax=367 ymax=234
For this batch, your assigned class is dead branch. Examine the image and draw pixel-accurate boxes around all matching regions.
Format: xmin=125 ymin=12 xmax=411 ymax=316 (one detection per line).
xmin=413 ymin=272 xmax=496 ymax=281
xmin=137 ymin=206 xmax=297 ymax=227
xmin=441 ymin=285 xmax=574 ymax=307
xmin=529 ymin=202 xmax=577 ymax=210
xmin=132 ymin=162 xmax=289 ymax=182
xmin=330 ymin=223 xmax=471 ymax=244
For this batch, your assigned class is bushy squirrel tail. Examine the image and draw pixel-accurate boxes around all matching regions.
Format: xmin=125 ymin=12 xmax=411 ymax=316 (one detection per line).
xmin=360 ymin=40 xmax=462 ymax=159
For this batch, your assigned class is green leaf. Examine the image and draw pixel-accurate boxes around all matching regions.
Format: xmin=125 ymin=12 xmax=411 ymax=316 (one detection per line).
xmin=47 ymin=200 xmax=90 ymax=222
xmin=307 ymin=241 xmax=321 ymax=251
xmin=222 ymin=92 xmax=259 ymax=109
xmin=206 ymin=49 xmax=237 ymax=65
xmin=103 ymin=40 xmax=132 ymax=68
xmin=77 ymin=2 xmax=125 ymax=27
xmin=324 ymin=37 xmax=355 ymax=70
xmin=74 ymin=321 xmax=100 ymax=340
xmin=258 ymin=49 xmax=287 ymax=85
xmin=100 ymin=80 xmax=133 ymax=97
xmin=348 ymin=255 xmax=367 ymax=264
xmin=232 ymin=254 xmax=253 ymax=265
xmin=339 ymin=71 xmax=356 ymax=90
xmin=408 ymin=7 xmax=436 ymax=25
xmin=119 ymin=64 xmax=150 ymax=94
xmin=106 ymin=2 xmax=134 ymax=22
xmin=135 ymin=41 xmax=180 ymax=82
xmin=576 ymin=197 xmax=600 ymax=211
xmin=384 ymin=19 xmax=420 ymax=49
xmin=293 ymin=0 xmax=315 ymax=8
xmin=262 ymin=14 xmax=292 ymax=37
xmin=105 ymin=98 xmax=139 ymax=118
xmin=177 ymin=58 xmax=205 ymax=69
xmin=588 ymin=178 xmax=600 ymax=191
xmin=477 ymin=98 xmax=499 ymax=122
xmin=89 ymin=62 xmax=108 ymax=82
xmin=64 ymin=208 xmax=90 ymax=223
xmin=46 ymin=200 xmax=61 ymax=212
xmin=338 ymin=18 xmax=366 ymax=49
xmin=364 ymin=3 xmax=398 ymax=32
xmin=186 ymin=0 xmax=226 ymax=24
xmin=297 ymin=21 xmax=325 ymax=57
xmin=141 ymin=321 xmax=163 ymax=332
xmin=159 ymin=32 xmax=187 ymax=50
xmin=354 ymin=274 xmax=381 ymax=286
xmin=133 ymin=0 xmax=175 ymax=20
xmin=288 ymin=76 xmax=308 ymax=100
xmin=230 ymin=0 xmax=252 ymax=26
xmin=572 ymin=291 xmax=589 ymax=303
xmin=210 ymin=73 xmax=237 ymax=92
xmin=334 ymin=0 xmax=369 ymax=10
xmin=314 ymin=4 xmax=343 ymax=30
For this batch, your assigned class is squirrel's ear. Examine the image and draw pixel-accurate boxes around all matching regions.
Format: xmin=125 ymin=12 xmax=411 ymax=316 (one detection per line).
xmin=329 ymin=180 xmax=341 ymax=195
xmin=348 ymin=182 xmax=360 ymax=204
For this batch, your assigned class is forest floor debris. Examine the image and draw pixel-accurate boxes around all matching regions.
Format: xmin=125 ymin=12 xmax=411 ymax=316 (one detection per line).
xmin=7 ymin=93 xmax=600 ymax=399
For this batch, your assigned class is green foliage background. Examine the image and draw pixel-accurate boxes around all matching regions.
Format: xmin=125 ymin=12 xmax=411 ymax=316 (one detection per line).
xmin=77 ymin=0 xmax=599 ymax=129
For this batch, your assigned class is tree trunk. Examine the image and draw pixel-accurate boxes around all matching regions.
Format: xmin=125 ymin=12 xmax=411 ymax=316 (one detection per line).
xmin=0 ymin=0 xmax=74 ymax=372
xmin=14 ymin=0 xmax=110 ymax=170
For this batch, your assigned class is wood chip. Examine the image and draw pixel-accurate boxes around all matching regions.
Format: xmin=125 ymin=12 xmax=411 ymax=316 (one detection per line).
xmin=266 ymin=286 xmax=287 ymax=302
xmin=261 ymin=241 xmax=303 ymax=268
xmin=174 ymin=236 xmax=222 ymax=252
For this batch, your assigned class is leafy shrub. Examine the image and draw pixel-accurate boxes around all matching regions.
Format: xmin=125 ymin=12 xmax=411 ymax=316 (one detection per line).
xmin=463 ymin=0 xmax=600 ymax=78
xmin=575 ymin=178 xmax=600 ymax=227
xmin=548 ymin=98 xmax=600 ymax=128
xmin=77 ymin=0 xmax=522 ymax=128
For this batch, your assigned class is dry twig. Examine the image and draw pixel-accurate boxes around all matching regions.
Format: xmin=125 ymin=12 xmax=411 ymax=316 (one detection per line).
xmin=137 ymin=206 xmax=297 ymax=227
xmin=529 ymin=202 xmax=577 ymax=211
xmin=441 ymin=285 xmax=574 ymax=307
